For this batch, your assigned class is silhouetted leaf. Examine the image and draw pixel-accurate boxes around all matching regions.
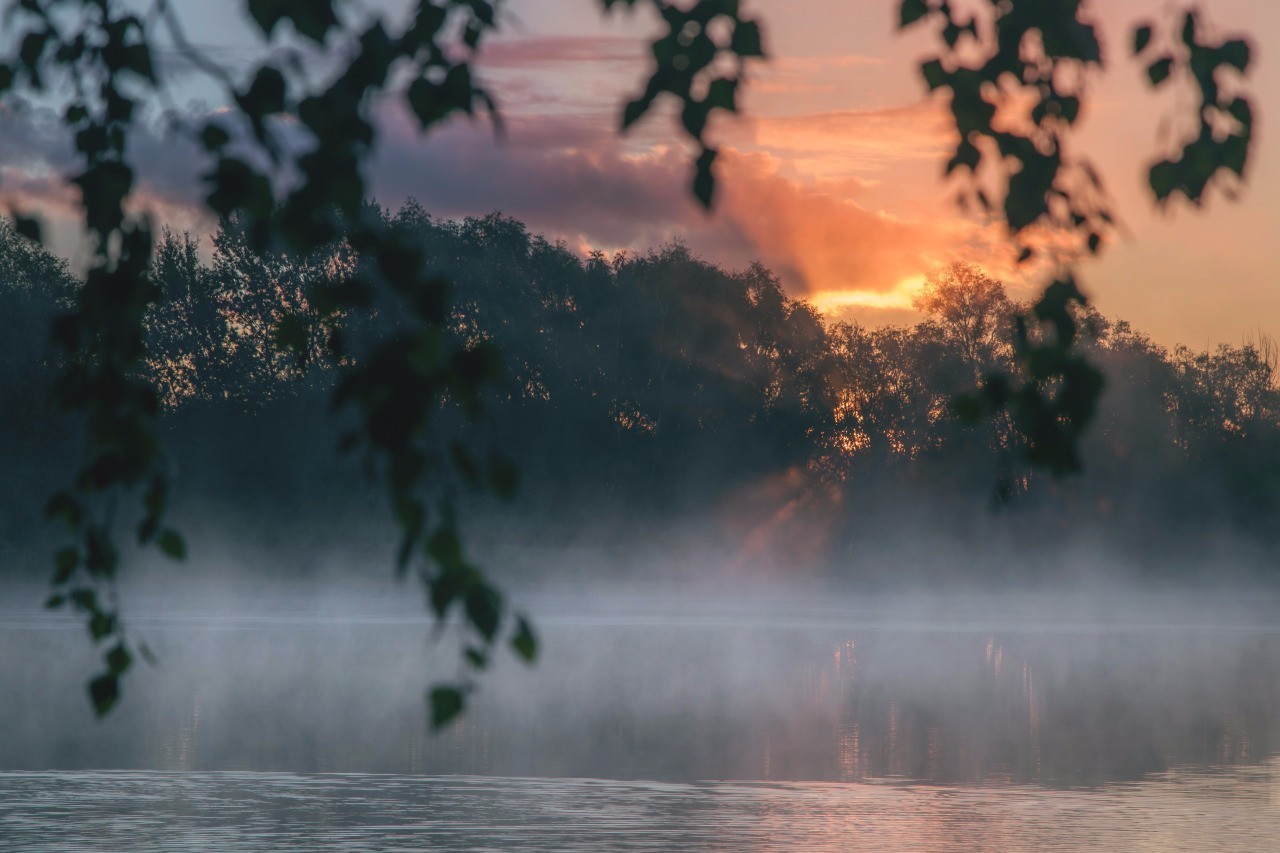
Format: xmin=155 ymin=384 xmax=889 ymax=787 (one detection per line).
xmin=247 ymin=0 xmax=338 ymax=42
xmin=1133 ymin=24 xmax=1153 ymax=55
xmin=900 ymin=0 xmax=929 ymax=28
xmin=88 ymin=611 xmax=114 ymax=640
xmin=731 ymin=21 xmax=764 ymax=57
xmin=1147 ymin=56 xmax=1173 ymax=86
xmin=693 ymin=147 xmax=717 ymax=209
xmin=921 ymin=58 xmax=947 ymax=90
xmin=241 ymin=67 xmax=287 ymax=118
xmin=89 ymin=674 xmax=119 ymax=716
xmin=429 ymin=685 xmax=465 ymax=728
xmin=1219 ymin=39 xmax=1251 ymax=72
xmin=1149 ymin=160 xmax=1178 ymax=201
xmin=511 ymin=616 xmax=537 ymax=664
xmin=465 ymin=586 xmax=501 ymax=641
xmin=53 ymin=547 xmax=79 ymax=583
xmin=105 ymin=643 xmax=131 ymax=675
xmin=157 ymin=529 xmax=186 ymax=560
xmin=199 ymin=123 xmax=230 ymax=151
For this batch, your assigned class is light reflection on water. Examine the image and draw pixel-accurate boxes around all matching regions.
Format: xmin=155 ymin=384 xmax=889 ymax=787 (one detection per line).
xmin=3 ymin=590 xmax=1280 ymax=849
xmin=2 ymin=767 xmax=1280 ymax=852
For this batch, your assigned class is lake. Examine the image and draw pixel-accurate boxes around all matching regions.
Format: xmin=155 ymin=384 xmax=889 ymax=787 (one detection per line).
xmin=2 ymin=584 xmax=1279 ymax=850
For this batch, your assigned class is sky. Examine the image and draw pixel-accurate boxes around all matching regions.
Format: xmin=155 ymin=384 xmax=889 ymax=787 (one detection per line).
xmin=3 ymin=0 xmax=1279 ymax=347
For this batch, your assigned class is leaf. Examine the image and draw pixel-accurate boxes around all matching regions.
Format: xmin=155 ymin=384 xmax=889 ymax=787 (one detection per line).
xmin=441 ymin=64 xmax=475 ymax=114
xmin=199 ymin=123 xmax=231 ymax=151
xmin=137 ymin=515 xmax=159 ymax=545
xmin=900 ymin=0 xmax=929 ymax=28
xmin=89 ymin=674 xmax=120 ymax=716
xmin=1147 ymin=56 xmax=1174 ymax=86
xmin=693 ymin=147 xmax=717 ymax=209
xmin=89 ymin=611 xmax=115 ymax=641
xmin=247 ymin=0 xmax=338 ymax=42
xmin=920 ymin=58 xmax=947 ymax=91
xmin=242 ymin=67 xmax=287 ymax=117
xmin=72 ymin=161 xmax=134 ymax=235
xmin=426 ymin=525 xmax=463 ymax=570
xmin=1133 ymin=24 xmax=1153 ymax=55
xmin=1220 ymin=134 xmax=1249 ymax=177
xmin=511 ymin=615 xmax=537 ymax=664
xmin=622 ymin=96 xmax=649 ymax=130
xmin=1058 ymin=95 xmax=1081 ymax=125
xmin=53 ymin=546 xmax=79 ymax=583
xmin=731 ymin=20 xmax=764 ymax=57
xmin=1226 ymin=97 xmax=1253 ymax=129
xmin=465 ymin=586 xmax=502 ymax=641
xmin=1218 ymin=39 xmax=1251 ymax=73
xmin=124 ymin=44 xmax=154 ymax=82
xmin=1149 ymin=159 xmax=1178 ymax=201
xmin=105 ymin=643 xmax=132 ymax=675
xmin=157 ymin=529 xmax=186 ymax=560
xmin=705 ymin=77 xmax=737 ymax=112
xmin=430 ymin=572 xmax=463 ymax=618
xmin=429 ymin=685 xmax=465 ymax=728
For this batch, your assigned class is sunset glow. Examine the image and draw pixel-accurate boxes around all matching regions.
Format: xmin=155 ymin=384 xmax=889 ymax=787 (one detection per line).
xmin=809 ymin=276 xmax=927 ymax=313
xmin=2 ymin=1 xmax=1278 ymax=344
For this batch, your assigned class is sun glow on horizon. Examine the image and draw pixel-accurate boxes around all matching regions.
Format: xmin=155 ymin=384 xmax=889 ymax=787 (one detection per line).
xmin=808 ymin=274 xmax=926 ymax=313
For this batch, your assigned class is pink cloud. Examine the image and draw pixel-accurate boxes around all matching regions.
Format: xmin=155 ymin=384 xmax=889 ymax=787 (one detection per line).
xmin=478 ymin=36 xmax=645 ymax=69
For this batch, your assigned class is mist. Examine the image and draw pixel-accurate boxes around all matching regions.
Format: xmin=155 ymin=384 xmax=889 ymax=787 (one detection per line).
xmin=5 ymin=210 xmax=1280 ymax=850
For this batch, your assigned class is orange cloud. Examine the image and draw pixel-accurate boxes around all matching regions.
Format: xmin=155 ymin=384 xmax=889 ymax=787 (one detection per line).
xmin=713 ymin=150 xmax=939 ymax=296
xmin=730 ymin=101 xmax=957 ymax=175
xmin=706 ymin=149 xmax=1086 ymax=323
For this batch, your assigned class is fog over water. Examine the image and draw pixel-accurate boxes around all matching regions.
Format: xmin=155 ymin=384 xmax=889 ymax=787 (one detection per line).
xmin=5 ymin=574 xmax=1280 ymax=850
xmin=5 ymin=578 xmax=1280 ymax=782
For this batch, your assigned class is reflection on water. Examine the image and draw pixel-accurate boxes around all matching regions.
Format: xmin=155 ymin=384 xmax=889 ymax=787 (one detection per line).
xmin=3 ymin=592 xmax=1280 ymax=786
xmin=3 ymin=767 xmax=1280 ymax=852
xmin=3 ymin=590 xmax=1280 ymax=849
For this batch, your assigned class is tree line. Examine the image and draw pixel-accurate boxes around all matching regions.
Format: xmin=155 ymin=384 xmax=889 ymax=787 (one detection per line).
xmin=3 ymin=206 xmax=1278 ymax=582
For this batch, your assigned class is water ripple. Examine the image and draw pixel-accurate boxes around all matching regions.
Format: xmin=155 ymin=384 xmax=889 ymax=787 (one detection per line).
xmin=2 ymin=768 xmax=1278 ymax=852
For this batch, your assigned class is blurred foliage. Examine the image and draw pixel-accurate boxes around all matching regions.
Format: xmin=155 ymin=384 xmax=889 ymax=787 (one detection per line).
xmin=900 ymin=0 xmax=1254 ymax=477
xmin=0 ymin=0 xmax=763 ymax=721
xmin=0 ymin=0 xmax=1259 ymax=721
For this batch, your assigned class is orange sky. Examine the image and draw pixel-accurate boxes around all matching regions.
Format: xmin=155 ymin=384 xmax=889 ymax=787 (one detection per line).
xmin=467 ymin=0 xmax=1280 ymax=346
xmin=4 ymin=0 xmax=1278 ymax=347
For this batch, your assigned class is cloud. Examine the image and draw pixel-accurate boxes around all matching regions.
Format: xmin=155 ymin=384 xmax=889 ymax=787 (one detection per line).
xmin=1 ymin=94 xmax=1057 ymax=322
xmin=731 ymin=101 xmax=957 ymax=175
xmin=478 ymin=36 xmax=646 ymax=69
xmin=0 ymin=102 xmax=211 ymax=212
xmin=367 ymin=106 xmax=974 ymax=304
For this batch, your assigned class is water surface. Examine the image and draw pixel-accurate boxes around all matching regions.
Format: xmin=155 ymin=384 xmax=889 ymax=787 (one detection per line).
xmin=3 ymin=586 xmax=1279 ymax=850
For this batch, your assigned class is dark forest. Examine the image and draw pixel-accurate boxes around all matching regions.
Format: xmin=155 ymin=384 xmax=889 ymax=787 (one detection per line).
xmin=3 ymin=205 xmax=1277 ymax=588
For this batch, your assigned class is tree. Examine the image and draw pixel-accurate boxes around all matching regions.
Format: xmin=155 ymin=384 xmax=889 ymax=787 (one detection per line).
xmin=0 ymin=0 xmax=1259 ymax=721
xmin=913 ymin=263 xmax=1015 ymax=381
